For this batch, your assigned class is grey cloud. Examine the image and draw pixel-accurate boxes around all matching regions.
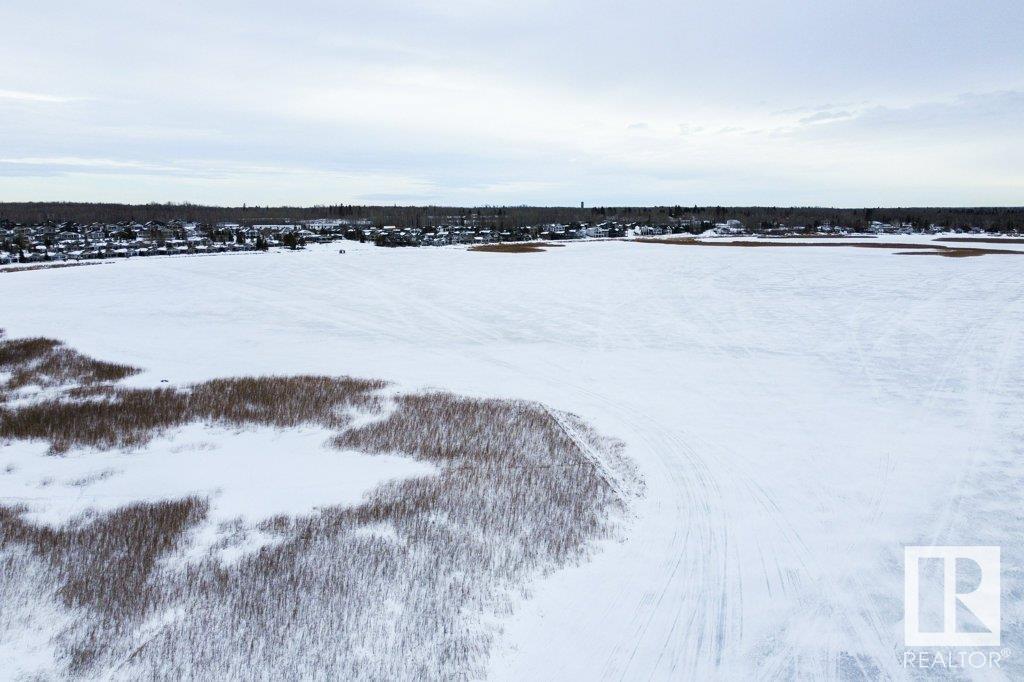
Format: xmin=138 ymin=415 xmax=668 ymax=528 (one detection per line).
xmin=355 ymin=192 xmax=438 ymax=202
xmin=799 ymin=110 xmax=853 ymax=124
xmin=2 ymin=0 xmax=1023 ymax=205
xmin=791 ymin=90 xmax=1024 ymax=139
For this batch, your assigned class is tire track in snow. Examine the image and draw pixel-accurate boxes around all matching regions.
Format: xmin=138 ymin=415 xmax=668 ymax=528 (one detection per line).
xmin=528 ymin=335 xmax=905 ymax=678
xmin=537 ymin=381 xmax=747 ymax=680
xmin=925 ymin=269 xmax=1024 ymax=548
xmin=655 ymin=260 xmax=900 ymax=677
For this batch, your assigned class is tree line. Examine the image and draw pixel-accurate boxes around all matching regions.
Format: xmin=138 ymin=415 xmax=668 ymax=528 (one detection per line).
xmin=2 ymin=202 xmax=1022 ymax=233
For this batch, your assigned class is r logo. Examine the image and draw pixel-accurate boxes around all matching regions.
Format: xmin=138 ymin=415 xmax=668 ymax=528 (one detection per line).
xmin=904 ymin=546 xmax=1000 ymax=647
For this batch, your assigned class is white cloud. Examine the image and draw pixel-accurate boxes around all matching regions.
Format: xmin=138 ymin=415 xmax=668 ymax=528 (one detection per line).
xmin=0 ymin=89 xmax=80 ymax=103
xmin=0 ymin=156 xmax=167 ymax=170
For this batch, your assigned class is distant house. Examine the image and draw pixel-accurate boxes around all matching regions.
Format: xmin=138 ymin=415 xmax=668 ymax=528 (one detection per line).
xmin=305 ymin=219 xmax=343 ymax=230
xmin=638 ymin=225 xmax=666 ymax=236
xmin=253 ymin=224 xmax=294 ymax=234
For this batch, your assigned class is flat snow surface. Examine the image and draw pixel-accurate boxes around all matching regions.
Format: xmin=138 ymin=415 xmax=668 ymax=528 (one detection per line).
xmin=3 ymin=237 xmax=1022 ymax=679
xmin=0 ymin=423 xmax=434 ymax=528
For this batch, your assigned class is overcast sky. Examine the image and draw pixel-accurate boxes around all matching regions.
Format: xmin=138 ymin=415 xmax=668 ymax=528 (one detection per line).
xmin=2 ymin=0 xmax=1022 ymax=206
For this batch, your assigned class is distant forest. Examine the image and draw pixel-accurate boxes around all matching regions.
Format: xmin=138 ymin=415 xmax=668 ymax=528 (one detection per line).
xmin=2 ymin=202 xmax=1023 ymax=232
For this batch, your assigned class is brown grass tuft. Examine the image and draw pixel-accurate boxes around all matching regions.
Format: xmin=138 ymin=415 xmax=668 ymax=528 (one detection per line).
xmin=935 ymin=237 xmax=1024 ymax=244
xmin=0 ymin=335 xmax=139 ymax=391
xmin=1 ymin=388 xmax=192 ymax=453
xmin=0 ymin=330 xmax=388 ymax=452
xmin=190 ymin=375 xmax=385 ymax=428
xmin=2 ymin=376 xmax=387 ymax=454
xmin=468 ymin=242 xmax=564 ymax=253
xmin=894 ymin=248 xmax=1022 ymax=258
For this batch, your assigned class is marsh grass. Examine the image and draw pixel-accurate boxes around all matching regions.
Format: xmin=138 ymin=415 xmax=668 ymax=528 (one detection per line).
xmin=468 ymin=242 xmax=564 ymax=253
xmin=0 ymin=333 xmax=639 ymax=680
xmin=935 ymin=236 xmax=1024 ymax=244
xmin=1 ymin=378 xmax=384 ymax=454
xmin=0 ymin=498 xmax=208 ymax=675
xmin=189 ymin=376 xmax=385 ymax=428
xmin=0 ymin=335 xmax=138 ymax=392
xmin=893 ymin=248 xmax=1021 ymax=258
xmin=0 ymin=332 xmax=387 ymax=453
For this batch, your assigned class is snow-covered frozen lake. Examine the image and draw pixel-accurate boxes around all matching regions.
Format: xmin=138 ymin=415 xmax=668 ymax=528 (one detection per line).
xmin=3 ymin=237 xmax=1022 ymax=679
